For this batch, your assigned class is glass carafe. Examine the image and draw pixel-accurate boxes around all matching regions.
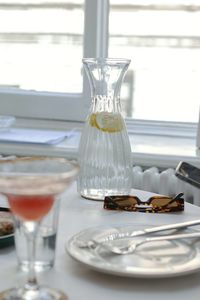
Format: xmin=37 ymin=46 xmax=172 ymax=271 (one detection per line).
xmin=77 ymin=58 xmax=132 ymax=200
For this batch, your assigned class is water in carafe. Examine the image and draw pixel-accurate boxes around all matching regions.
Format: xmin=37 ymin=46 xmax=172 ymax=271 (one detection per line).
xmin=77 ymin=58 xmax=132 ymax=200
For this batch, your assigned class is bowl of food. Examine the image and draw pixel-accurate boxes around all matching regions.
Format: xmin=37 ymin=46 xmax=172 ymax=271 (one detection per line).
xmin=0 ymin=210 xmax=14 ymax=248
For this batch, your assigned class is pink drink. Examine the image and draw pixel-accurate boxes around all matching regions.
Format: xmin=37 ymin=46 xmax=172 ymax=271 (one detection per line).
xmin=7 ymin=194 xmax=55 ymax=221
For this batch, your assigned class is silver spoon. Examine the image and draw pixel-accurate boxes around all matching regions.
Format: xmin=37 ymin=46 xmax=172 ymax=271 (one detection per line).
xmin=77 ymin=219 xmax=200 ymax=251
xmin=106 ymin=231 xmax=200 ymax=255
xmin=78 ymin=219 xmax=200 ymax=249
xmin=78 ymin=231 xmax=200 ymax=255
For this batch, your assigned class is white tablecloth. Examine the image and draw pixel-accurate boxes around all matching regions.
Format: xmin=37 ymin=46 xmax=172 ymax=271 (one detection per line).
xmin=1 ymin=183 xmax=200 ymax=300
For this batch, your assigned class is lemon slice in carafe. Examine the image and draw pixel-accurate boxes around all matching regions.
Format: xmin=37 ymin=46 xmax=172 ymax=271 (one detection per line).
xmin=89 ymin=113 xmax=99 ymax=129
xmin=89 ymin=112 xmax=124 ymax=133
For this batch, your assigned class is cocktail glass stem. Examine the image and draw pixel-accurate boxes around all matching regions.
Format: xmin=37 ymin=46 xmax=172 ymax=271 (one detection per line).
xmin=22 ymin=221 xmax=40 ymax=290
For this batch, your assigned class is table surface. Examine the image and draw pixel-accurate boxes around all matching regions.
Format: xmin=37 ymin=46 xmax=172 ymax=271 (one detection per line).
xmin=1 ymin=183 xmax=200 ymax=300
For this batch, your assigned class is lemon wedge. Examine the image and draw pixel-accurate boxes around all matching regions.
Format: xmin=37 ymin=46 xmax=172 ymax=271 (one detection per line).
xmin=89 ymin=113 xmax=100 ymax=129
xmin=89 ymin=112 xmax=124 ymax=133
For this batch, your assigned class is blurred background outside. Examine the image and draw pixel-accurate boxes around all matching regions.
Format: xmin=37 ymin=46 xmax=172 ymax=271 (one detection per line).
xmin=0 ymin=0 xmax=200 ymax=123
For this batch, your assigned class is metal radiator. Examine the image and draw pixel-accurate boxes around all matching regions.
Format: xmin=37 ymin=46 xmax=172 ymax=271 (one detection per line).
xmin=132 ymin=166 xmax=200 ymax=206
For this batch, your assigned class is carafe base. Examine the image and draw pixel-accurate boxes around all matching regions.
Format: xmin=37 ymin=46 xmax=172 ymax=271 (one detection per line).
xmin=80 ymin=188 xmax=131 ymax=201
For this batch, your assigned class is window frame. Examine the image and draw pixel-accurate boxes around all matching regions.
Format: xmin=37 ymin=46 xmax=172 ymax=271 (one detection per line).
xmin=0 ymin=0 xmax=109 ymax=121
xmin=0 ymin=0 xmax=199 ymax=148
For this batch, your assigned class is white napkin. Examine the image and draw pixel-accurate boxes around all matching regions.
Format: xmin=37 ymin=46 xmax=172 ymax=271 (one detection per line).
xmin=0 ymin=128 xmax=76 ymax=145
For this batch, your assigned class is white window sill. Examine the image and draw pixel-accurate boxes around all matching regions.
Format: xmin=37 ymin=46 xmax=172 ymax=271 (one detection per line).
xmin=0 ymin=118 xmax=199 ymax=170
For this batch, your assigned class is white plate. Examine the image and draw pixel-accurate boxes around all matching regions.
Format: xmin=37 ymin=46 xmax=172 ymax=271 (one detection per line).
xmin=66 ymin=224 xmax=200 ymax=278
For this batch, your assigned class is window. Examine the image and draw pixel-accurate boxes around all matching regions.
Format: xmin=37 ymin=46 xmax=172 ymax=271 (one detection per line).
xmin=109 ymin=0 xmax=200 ymax=124
xmin=0 ymin=0 xmax=84 ymax=94
xmin=0 ymin=0 xmax=102 ymax=121
xmin=0 ymin=0 xmax=199 ymax=141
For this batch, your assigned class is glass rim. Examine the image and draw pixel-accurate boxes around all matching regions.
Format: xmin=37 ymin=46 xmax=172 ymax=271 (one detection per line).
xmin=82 ymin=57 xmax=131 ymax=65
xmin=0 ymin=157 xmax=80 ymax=196
xmin=0 ymin=156 xmax=79 ymax=178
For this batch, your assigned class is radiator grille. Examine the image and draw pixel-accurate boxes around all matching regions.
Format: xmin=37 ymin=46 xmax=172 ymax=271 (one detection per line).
xmin=132 ymin=166 xmax=200 ymax=206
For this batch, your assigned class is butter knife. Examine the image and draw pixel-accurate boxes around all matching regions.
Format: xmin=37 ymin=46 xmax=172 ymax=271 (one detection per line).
xmin=130 ymin=219 xmax=200 ymax=236
xmin=114 ymin=219 xmax=200 ymax=240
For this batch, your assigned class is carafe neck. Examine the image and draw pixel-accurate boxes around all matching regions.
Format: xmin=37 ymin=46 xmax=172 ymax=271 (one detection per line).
xmin=91 ymin=95 xmax=121 ymax=113
xmin=83 ymin=58 xmax=130 ymax=113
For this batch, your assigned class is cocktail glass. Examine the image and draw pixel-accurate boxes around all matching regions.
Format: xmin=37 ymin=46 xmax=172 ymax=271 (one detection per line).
xmin=0 ymin=157 xmax=79 ymax=300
